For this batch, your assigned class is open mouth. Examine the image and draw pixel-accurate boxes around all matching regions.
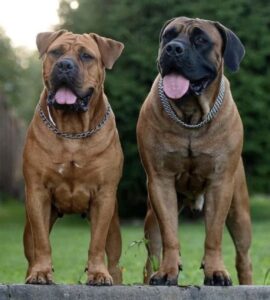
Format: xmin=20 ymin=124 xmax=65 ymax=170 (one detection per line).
xmin=54 ymin=87 xmax=78 ymax=105
xmin=162 ymin=73 xmax=211 ymax=100
xmin=47 ymin=86 xmax=94 ymax=112
xmin=190 ymin=77 xmax=210 ymax=96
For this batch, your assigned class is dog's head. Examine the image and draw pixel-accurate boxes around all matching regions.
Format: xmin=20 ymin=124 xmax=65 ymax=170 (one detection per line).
xmin=36 ymin=30 xmax=124 ymax=112
xmin=157 ymin=17 xmax=245 ymax=100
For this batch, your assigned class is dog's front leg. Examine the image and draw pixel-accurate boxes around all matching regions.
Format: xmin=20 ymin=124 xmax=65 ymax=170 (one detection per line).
xmin=147 ymin=175 xmax=181 ymax=286
xmin=203 ymin=177 xmax=234 ymax=286
xmin=24 ymin=185 xmax=53 ymax=284
xmin=87 ymin=188 xmax=116 ymax=286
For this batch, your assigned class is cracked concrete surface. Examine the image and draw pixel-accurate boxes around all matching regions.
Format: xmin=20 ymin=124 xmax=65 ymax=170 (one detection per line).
xmin=0 ymin=285 xmax=270 ymax=300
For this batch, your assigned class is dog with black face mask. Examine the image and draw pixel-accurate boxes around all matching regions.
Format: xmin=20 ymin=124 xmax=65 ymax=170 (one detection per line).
xmin=137 ymin=17 xmax=252 ymax=286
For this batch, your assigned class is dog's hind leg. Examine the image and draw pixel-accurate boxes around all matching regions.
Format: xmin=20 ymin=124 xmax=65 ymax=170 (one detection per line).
xmin=226 ymin=158 xmax=252 ymax=284
xmin=143 ymin=200 xmax=162 ymax=284
xmin=106 ymin=202 xmax=122 ymax=284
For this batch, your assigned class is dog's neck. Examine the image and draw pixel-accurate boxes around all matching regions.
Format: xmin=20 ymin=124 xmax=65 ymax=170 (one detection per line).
xmin=40 ymin=87 xmax=107 ymax=134
xmin=168 ymin=73 xmax=223 ymax=126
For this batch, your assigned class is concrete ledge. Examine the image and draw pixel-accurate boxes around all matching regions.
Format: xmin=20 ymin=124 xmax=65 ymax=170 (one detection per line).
xmin=0 ymin=284 xmax=270 ymax=300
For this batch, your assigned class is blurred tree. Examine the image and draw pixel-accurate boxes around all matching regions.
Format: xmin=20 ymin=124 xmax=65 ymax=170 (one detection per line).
xmin=0 ymin=29 xmax=27 ymax=199
xmin=0 ymin=28 xmax=42 ymax=121
xmin=0 ymin=28 xmax=21 ymax=108
xmin=0 ymin=29 xmax=42 ymax=200
xmin=55 ymin=0 xmax=270 ymax=217
xmin=13 ymin=49 xmax=43 ymax=121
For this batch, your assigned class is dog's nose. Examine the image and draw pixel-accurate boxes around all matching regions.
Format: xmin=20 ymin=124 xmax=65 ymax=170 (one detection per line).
xmin=165 ymin=41 xmax=185 ymax=56
xmin=56 ymin=59 xmax=75 ymax=73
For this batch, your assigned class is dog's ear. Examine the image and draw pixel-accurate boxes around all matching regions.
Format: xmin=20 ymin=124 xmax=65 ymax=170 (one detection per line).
xmin=90 ymin=33 xmax=124 ymax=70
xmin=159 ymin=18 xmax=176 ymax=43
xmin=36 ymin=30 xmax=67 ymax=58
xmin=214 ymin=22 xmax=245 ymax=72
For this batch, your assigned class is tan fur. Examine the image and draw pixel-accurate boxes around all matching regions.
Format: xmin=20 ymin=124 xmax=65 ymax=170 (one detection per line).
xmin=137 ymin=18 xmax=252 ymax=285
xmin=23 ymin=31 xmax=124 ymax=285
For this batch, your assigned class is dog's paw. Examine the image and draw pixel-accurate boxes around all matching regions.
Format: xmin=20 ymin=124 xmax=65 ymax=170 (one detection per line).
xmin=26 ymin=268 xmax=54 ymax=285
xmin=150 ymin=274 xmax=178 ymax=286
xmin=87 ymin=270 xmax=113 ymax=286
xmin=149 ymin=267 xmax=180 ymax=286
xmin=204 ymin=271 xmax=232 ymax=286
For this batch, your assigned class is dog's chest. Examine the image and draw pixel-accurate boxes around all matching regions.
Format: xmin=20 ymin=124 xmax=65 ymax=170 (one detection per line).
xmin=48 ymin=160 xmax=100 ymax=214
xmin=175 ymin=154 xmax=213 ymax=194
xmin=163 ymin=146 xmax=220 ymax=195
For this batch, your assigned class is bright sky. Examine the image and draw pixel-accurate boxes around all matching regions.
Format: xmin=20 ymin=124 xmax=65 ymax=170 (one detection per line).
xmin=0 ymin=0 xmax=66 ymax=50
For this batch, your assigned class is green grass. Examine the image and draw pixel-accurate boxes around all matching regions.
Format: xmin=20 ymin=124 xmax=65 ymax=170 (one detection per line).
xmin=0 ymin=196 xmax=270 ymax=285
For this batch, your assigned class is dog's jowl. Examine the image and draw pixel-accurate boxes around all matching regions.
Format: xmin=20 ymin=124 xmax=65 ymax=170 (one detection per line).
xmin=137 ymin=17 xmax=252 ymax=286
xmin=23 ymin=30 xmax=124 ymax=285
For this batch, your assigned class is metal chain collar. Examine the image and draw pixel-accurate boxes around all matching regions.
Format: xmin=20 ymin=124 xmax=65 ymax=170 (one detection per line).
xmin=37 ymin=104 xmax=111 ymax=139
xmin=158 ymin=77 xmax=225 ymax=129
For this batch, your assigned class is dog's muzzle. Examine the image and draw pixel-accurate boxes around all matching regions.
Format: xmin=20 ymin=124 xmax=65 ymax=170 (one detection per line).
xmin=48 ymin=58 xmax=94 ymax=112
xmin=158 ymin=39 xmax=217 ymax=99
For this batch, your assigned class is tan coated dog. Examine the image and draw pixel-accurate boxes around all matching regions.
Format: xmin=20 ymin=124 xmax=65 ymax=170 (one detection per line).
xmin=23 ymin=30 xmax=124 ymax=285
xmin=137 ymin=17 xmax=252 ymax=286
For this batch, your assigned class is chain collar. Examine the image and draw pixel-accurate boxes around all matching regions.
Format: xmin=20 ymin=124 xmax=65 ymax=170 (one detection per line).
xmin=37 ymin=103 xmax=111 ymax=139
xmin=158 ymin=76 xmax=225 ymax=129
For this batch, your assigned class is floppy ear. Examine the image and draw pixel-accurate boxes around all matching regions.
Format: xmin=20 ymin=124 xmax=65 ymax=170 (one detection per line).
xmin=90 ymin=33 xmax=124 ymax=69
xmin=36 ymin=30 xmax=67 ymax=58
xmin=214 ymin=22 xmax=245 ymax=72
xmin=159 ymin=18 xmax=176 ymax=42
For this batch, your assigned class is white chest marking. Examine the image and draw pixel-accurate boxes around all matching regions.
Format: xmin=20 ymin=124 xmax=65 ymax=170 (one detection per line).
xmin=192 ymin=194 xmax=205 ymax=211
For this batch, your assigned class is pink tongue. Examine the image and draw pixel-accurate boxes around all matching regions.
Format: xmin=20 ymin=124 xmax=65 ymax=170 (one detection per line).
xmin=163 ymin=73 xmax=190 ymax=100
xmin=55 ymin=87 xmax=77 ymax=105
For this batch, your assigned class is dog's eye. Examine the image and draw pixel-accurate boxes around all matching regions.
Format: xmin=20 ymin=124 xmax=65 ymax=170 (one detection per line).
xmin=162 ymin=28 xmax=178 ymax=44
xmin=49 ymin=49 xmax=63 ymax=57
xmin=194 ymin=36 xmax=208 ymax=46
xmin=80 ymin=52 xmax=93 ymax=61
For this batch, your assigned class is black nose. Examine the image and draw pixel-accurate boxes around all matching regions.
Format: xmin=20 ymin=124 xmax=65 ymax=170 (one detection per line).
xmin=165 ymin=41 xmax=185 ymax=56
xmin=56 ymin=58 xmax=75 ymax=73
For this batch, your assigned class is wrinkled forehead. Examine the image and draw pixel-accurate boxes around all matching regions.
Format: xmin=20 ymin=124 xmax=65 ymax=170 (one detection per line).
xmin=48 ymin=32 xmax=100 ymax=54
xmin=163 ymin=17 xmax=220 ymax=40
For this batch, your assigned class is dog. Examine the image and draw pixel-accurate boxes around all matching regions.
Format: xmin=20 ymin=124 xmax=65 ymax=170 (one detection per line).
xmin=23 ymin=30 xmax=124 ymax=285
xmin=137 ymin=17 xmax=252 ymax=286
